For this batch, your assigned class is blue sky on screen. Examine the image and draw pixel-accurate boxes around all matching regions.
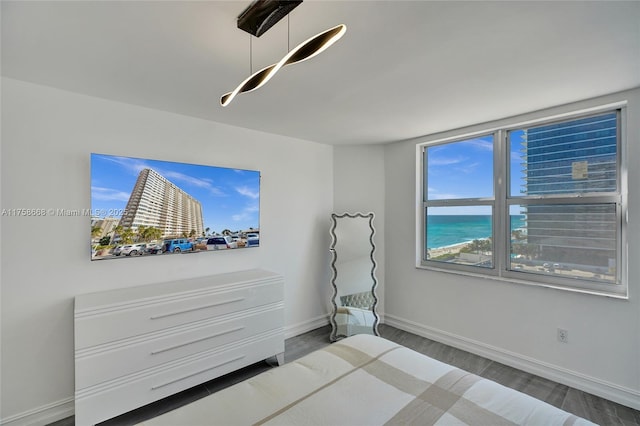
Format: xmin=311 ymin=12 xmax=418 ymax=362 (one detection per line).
xmin=426 ymin=132 xmax=525 ymax=215
xmin=90 ymin=154 xmax=260 ymax=233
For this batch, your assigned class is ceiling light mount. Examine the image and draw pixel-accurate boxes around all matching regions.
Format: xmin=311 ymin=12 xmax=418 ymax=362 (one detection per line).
xmin=237 ymin=0 xmax=303 ymax=37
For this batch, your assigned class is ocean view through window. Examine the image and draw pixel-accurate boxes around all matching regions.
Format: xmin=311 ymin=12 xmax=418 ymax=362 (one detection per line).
xmin=427 ymin=214 xmax=526 ymax=249
xmin=419 ymin=106 xmax=627 ymax=297
xmin=423 ymin=134 xmax=496 ymax=269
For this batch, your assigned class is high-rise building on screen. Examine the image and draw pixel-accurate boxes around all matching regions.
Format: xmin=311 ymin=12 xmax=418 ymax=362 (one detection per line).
xmin=119 ymin=168 xmax=204 ymax=238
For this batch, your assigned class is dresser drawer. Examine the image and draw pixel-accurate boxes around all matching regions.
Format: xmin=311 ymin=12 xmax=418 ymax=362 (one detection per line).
xmin=76 ymin=304 xmax=283 ymax=389
xmin=75 ymin=280 xmax=282 ymax=349
xmin=75 ymin=330 xmax=284 ymax=426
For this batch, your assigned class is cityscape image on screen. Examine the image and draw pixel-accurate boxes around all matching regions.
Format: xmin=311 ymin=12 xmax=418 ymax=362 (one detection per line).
xmin=90 ymin=153 xmax=260 ymax=260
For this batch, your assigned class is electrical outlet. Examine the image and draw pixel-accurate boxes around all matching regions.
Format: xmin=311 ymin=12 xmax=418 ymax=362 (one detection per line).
xmin=557 ymin=328 xmax=569 ymax=343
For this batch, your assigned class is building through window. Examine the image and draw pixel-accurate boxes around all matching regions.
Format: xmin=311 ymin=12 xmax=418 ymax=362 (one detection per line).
xmin=513 ymin=113 xmax=618 ymax=282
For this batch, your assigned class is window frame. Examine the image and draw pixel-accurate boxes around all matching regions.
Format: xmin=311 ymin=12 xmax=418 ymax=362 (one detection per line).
xmin=422 ymin=132 xmax=499 ymax=276
xmin=416 ymin=104 xmax=628 ymax=298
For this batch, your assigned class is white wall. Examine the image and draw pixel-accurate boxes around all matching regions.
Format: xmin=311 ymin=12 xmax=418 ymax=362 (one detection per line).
xmin=0 ymin=78 xmax=334 ymax=424
xmin=3 ymin=77 xmax=638 ymax=424
xmin=383 ymin=88 xmax=640 ymax=409
xmin=333 ymin=145 xmax=385 ymax=316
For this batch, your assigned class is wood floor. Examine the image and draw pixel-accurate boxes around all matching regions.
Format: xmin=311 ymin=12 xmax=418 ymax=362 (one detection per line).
xmin=51 ymin=324 xmax=640 ymax=426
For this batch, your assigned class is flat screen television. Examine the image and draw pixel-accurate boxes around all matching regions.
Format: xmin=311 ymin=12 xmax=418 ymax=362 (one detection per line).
xmin=90 ymin=153 xmax=260 ymax=260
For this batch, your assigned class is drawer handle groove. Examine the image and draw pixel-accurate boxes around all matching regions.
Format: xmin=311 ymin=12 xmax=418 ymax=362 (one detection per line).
xmin=150 ymin=326 xmax=246 ymax=355
xmin=150 ymin=297 xmax=245 ymax=320
xmin=150 ymin=355 xmax=246 ymax=390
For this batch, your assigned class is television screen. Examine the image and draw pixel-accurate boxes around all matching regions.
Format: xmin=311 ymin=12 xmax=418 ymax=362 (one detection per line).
xmin=90 ymin=153 xmax=260 ymax=260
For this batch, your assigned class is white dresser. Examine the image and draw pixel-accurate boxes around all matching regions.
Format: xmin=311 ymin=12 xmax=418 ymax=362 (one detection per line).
xmin=74 ymin=269 xmax=284 ymax=426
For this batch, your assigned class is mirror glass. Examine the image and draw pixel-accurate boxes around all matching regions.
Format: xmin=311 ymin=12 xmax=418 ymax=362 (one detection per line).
xmin=329 ymin=212 xmax=379 ymax=341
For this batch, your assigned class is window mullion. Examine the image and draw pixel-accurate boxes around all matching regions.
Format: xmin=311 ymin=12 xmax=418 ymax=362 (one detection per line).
xmin=494 ymin=129 xmax=507 ymax=276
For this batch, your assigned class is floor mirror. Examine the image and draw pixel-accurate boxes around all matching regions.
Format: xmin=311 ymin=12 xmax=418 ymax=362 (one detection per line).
xmin=329 ymin=212 xmax=380 ymax=342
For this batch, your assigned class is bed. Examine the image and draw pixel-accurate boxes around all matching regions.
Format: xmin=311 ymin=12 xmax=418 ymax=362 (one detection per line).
xmin=137 ymin=334 xmax=594 ymax=425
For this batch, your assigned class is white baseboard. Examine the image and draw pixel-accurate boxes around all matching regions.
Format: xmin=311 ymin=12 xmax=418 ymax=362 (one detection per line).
xmin=1 ymin=397 xmax=74 ymax=426
xmin=284 ymin=314 xmax=330 ymax=339
xmin=284 ymin=312 xmax=385 ymax=339
xmin=385 ymin=313 xmax=640 ymax=411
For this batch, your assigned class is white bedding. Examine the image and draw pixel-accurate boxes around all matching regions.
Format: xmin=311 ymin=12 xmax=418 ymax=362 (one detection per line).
xmin=138 ymin=334 xmax=594 ymax=425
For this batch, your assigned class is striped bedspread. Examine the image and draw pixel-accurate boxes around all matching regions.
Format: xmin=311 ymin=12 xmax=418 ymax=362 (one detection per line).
xmin=138 ymin=334 xmax=595 ymax=425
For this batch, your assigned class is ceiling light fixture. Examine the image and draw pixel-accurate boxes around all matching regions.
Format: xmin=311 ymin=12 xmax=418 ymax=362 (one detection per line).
xmin=221 ymin=24 xmax=346 ymax=107
xmin=220 ymin=0 xmax=346 ymax=107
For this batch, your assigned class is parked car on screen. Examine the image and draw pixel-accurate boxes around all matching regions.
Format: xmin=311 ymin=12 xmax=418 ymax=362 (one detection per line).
xmin=163 ymin=238 xmax=193 ymax=253
xmin=113 ymin=245 xmax=124 ymax=256
xmin=206 ymin=236 xmax=238 ymax=250
xmin=145 ymin=243 xmax=163 ymax=255
xmin=121 ymin=243 xmax=147 ymax=256
xmin=246 ymin=233 xmax=259 ymax=247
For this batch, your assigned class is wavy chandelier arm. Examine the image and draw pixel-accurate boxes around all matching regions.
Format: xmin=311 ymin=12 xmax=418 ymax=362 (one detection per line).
xmin=220 ymin=63 xmax=276 ymax=107
xmin=221 ymin=24 xmax=346 ymax=107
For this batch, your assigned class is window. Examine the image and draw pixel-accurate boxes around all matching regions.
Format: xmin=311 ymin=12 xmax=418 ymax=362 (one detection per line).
xmin=424 ymin=135 xmax=496 ymax=270
xmin=419 ymin=108 xmax=627 ymax=297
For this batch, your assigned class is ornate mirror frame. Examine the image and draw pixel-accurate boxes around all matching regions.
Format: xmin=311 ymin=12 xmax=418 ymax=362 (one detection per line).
xmin=329 ymin=212 xmax=380 ymax=342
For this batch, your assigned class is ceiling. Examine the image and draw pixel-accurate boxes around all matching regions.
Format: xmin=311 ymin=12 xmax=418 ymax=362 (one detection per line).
xmin=2 ymin=1 xmax=639 ymax=145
